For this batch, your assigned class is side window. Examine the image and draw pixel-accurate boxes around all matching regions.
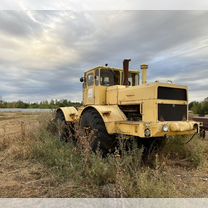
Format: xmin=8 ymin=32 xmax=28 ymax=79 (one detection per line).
xmin=121 ymin=72 xmax=139 ymax=86
xmin=87 ymin=73 xmax=94 ymax=86
xmin=128 ymin=73 xmax=135 ymax=86
xmin=128 ymin=73 xmax=139 ymax=86
xmin=128 ymin=76 xmax=133 ymax=86
xmin=135 ymin=74 xmax=139 ymax=85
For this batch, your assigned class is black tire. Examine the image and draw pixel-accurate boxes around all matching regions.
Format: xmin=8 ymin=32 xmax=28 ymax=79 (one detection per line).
xmin=141 ymin=137 xmax=166 ymax=166
xmin=80 ymin=109 xmax=117 ymax=154
xmin=55 ymin=111 xmax=74 ymax=142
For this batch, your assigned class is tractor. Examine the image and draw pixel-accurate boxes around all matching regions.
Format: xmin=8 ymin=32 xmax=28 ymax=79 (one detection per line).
xmin=55 ymin=59 xmax=201 ymax=155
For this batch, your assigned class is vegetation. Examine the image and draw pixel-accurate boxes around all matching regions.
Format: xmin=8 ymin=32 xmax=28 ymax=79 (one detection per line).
xmin=189 ymin=97 xmax=208 ymax=115
xmin=0 ymin=99 xmax=81 ymax=109
xmin=1 ymin=96 xmax=207 ymax=113
xmin=1 ymin=112 xmax=208 ymax=197
xmin=29 ymin=127 xmax=208 ymax=197
xmin=30 ymin=134 xmax=178 ymax=197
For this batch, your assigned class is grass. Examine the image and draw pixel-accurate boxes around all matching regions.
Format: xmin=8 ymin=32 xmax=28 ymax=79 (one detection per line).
xmin=1 ymin=112 xmax=208 ymax=197
xmin=29 ymin=128 xmax=179 ymax=197
xmin=162 ymin=136 xmax=206 ymax=168
xmin=26 ymin=114 xmax=201 ymax=197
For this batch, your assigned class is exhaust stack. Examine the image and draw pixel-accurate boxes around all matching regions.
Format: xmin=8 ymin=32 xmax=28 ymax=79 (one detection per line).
xmin=123 ymin=59 xmax=131 ymax=86
xmin=141 ymin=64 xmax=148 ymax=84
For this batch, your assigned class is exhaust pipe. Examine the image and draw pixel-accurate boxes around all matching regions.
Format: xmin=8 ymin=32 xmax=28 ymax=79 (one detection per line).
xmin=123 ymin=59 xmax=131 ymax=86
xmin=141 ymin=64 xmax=148 ymax=84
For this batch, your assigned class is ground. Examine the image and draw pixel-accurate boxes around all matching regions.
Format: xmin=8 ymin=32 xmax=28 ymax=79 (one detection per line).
xmin=0 ymin=113 xmax=46 ymax=197
xmin=1 ymin=112 xmax=208 ymax=197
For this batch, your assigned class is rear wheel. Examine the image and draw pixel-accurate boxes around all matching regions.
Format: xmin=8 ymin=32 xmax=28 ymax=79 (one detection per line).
xmin=80 ymin=109 xmax=117 ymax=155
xmin=140 ymin=137 xmax=166 ymax=166
xmin=55 ymin=111 xmax=74 ymax=142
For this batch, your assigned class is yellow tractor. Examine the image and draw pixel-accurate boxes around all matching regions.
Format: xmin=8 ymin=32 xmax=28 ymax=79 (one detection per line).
xmin=56 ymin=59 xmax=201 ymax=154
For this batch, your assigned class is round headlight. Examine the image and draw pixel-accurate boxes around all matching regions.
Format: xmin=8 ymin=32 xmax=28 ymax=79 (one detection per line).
xmin=162 ymin=124 xmax=169 ymax=132
xmin=144 ymin=128 xmax=151 ymax=137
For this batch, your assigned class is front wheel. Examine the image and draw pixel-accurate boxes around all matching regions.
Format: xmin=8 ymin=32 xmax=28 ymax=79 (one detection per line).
xmin=80 ymin=109 xmax=117 ymax=155
xmin=140 ymin=137 xmax=166 ymax=166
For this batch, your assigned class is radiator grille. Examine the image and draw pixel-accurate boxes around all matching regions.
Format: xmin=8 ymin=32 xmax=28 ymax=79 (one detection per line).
xmin=158 ymin=104 xmax=187 ymax=121
xmin=158 ymin=87 xmax=187 ymax=101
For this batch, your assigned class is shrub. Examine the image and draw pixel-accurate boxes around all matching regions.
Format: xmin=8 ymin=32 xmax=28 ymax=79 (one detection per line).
xmin=162 ymin=136 xmax=206 ymax=168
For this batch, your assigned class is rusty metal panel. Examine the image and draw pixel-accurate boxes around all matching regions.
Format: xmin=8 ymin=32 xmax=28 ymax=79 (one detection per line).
xmin=193 ymin=117 xmax=208 ymax=130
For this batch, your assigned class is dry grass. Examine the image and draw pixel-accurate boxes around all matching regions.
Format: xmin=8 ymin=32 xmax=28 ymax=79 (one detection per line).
xmin=1 ymin=112 xmax=208 ymax=197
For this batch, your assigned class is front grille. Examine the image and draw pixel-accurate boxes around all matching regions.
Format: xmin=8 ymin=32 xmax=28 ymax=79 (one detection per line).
xmin=158 ymin=87 xmax=187 ymax=101
xmin=158 ymin=104 xmax=187 ymax=121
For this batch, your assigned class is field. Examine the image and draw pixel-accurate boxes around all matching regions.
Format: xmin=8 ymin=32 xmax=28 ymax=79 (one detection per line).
xmin=1 ymin=112 xmax=208 ymax=197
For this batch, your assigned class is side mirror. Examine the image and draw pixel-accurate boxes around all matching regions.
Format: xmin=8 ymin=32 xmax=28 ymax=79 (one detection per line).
xmin=80 ymin=77 xmax=84 ymax=82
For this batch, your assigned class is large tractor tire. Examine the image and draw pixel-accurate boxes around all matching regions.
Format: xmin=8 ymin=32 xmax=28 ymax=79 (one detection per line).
xmin=55 ymin=110 xmax=75 ymax=142
xmin=80 ymin=108 xmax=117 ymax=155
xmin=140 ymin=137 xmax=166 ymax=166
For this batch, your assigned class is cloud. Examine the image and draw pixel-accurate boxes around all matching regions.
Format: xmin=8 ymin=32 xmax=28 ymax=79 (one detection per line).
xmin=0 ymin=11 xmax=207 ymax=102
xmin=0 ymin=11 xmax=43 ymax=37
xmin=1 ymin=0 xmax=208 ymax=10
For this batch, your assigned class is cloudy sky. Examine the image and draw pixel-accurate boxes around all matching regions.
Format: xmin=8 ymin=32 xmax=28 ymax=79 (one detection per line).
xmin=0 ymin=10 xmax=207 ymax=102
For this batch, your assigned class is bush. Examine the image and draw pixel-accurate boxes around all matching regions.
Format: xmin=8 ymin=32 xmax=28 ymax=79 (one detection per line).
xmin=190 ymin=98 xmax=208 ymax=115
xmin=162 ymin=136 xmax=206 ymax=168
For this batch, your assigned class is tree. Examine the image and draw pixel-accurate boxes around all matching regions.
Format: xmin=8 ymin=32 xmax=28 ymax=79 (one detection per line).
xmin=189 ymin=101 xmax=198 ymax=110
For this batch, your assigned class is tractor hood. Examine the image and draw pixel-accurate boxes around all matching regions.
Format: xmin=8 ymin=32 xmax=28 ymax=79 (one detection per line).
xmin=106 ymin=82 xmax=188 ymax=105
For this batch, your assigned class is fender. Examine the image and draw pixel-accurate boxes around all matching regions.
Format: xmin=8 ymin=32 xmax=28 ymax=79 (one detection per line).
xmin=79 ymin=105 xmax=127 ymax=134
xmin=57 ymin=107 xmax=78 ymax=122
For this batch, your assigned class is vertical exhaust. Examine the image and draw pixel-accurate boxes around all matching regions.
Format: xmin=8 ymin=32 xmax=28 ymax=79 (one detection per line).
xmin=123 ymin=59 xmax=131 ymax=86
xmin=141 ymin=64 xmax=148 ymax=84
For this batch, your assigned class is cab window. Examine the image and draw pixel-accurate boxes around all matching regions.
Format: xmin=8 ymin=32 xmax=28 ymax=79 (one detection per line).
xmin=128 ymin=73 xmax=139 ymax=86
xmin=87 ymin=73 xmax=94 ymax=86
xmin=100 ymin=69 xmax=120 ymax=86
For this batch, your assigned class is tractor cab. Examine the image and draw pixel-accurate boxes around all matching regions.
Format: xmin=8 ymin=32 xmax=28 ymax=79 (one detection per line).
xmin=80 ymin=66 xmax=139 ymax=105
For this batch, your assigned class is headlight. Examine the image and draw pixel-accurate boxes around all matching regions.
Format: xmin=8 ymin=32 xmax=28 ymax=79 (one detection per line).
xmin=162 ymin=124 xmax=169 ymax=132
xmin=144 ymin=128 xmax=151 ymax=137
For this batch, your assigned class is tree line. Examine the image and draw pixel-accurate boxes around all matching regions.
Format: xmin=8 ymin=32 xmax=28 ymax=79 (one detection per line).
xmin=0 ymin=97 xmax=207 ymax=114
xmin=0 ymin=99 xmax=81 ymax=109
xmin=189 ymin=97 xmax=208 ymax=116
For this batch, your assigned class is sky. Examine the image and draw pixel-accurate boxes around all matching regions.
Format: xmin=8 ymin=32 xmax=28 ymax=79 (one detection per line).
xmin=0 ymin=10 xmax=207 ymax=102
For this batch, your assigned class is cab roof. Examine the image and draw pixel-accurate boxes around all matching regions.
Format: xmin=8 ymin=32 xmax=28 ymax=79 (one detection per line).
xmin=85 ymin=66 xmax=139 ymax=74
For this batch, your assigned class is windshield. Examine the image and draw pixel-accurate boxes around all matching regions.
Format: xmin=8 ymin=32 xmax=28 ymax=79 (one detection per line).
xmin=95 ymin=68 xmax=139 ymax=86
xmin=99 ymin=69 xmax=120 ymax=86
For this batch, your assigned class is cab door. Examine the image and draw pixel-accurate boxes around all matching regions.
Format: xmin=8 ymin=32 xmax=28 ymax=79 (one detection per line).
xmin=83 ymin=71 xmax=95 ymax=105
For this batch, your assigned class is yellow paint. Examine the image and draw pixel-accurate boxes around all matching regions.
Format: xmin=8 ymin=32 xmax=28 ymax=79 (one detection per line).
xmin=59 ymin=65 xmax=200 ymax=139
xmin=78 ymin=105 xmax=127 ymax=133
xmin=141 ymin=64 xmax=148 ymax=84
xmin=57 ymin=107 xmax=78 ymax=122
xmin=114 ymin=121 xmax=198 ymax=138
